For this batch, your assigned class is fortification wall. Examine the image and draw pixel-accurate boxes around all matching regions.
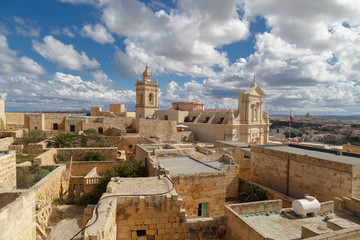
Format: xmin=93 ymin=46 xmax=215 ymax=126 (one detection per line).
xmin=33 ymin=148 xmax=57 ymax=165
xmin=69 ymin=161 xmax=116 ymax=176
xmin=0 ymin=190 xmax=36 ymax=240
xmin=5 ymin=112 xmax=25 ymax=125
xmin=0 ymin=137 xmax=13 ymax=150
xmin=133 ymin=118 xmax=178 ymax=140
xmin=0 ymin=150 xmax=16 ymax=192
xmin=249 ymin=145 xmax=355 ymax=202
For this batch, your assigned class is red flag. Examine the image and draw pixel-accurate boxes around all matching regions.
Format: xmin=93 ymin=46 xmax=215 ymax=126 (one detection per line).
xmin=290 ymin=111 xmax=294 ymax=122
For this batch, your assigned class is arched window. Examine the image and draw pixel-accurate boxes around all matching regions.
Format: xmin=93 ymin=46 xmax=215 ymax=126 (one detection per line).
xmin=164 ymin=115 xmax=168 ymax=120
xmin=149 ymin=93 xmax=154 ymax=104
xmin=192 ymin=116 xmax=196 ymax=121
xmin=98 ymin=127 xmax=103 ymax=134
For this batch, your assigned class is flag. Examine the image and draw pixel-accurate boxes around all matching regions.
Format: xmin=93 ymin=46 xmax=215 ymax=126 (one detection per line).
xmin=290 ymin=111 xmax=294 ymax=123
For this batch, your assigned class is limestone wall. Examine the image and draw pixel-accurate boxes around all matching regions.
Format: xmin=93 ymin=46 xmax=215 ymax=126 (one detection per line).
xmin=44 ymin=113 xmax=68 ymax=130
xmin=0 ymin=137 xmax=13 ymax=150
xmin=56 ymin=147 xmax=118 ymax=161
xmin=69 ymin=161 xmax=116 ymax=176
xmin=5 ymin=112 xmax=25 ymax=125
xmin=0 ymin=150 xmax=16 ymax=192
xmin=31 ymin=165 xmax=67 ymax=206
xmin=133 ymin=118 xmax=178 ymax=140
xmin=171 ymin=172 xmax=226 ymax=219
xmin=27 ymin=140 xmax=47 ymax=154
xmin=239 ymin=177 xmax=295 ymax=208
xmin=34 ymin=148 xmax=57 ymax=165
xmin=344 ymin=144 xmax=360 ymax=154
xmin=8 ymin=144 xmax=23 ymax=154
xmin=249 ymin=145 xmax=355 ymax=202
xmin=0 ymin=190 xmax=36 ymax=240
xmin=0 ymin=164 xmax=67 ymax=240
xmin=217 ymin=163 xmax=239 ymax=199
xmin=185 ymin=217 xmax=225 ymax=239
xmin=224 ymin=201 xmax=280 ymax=240
xmin=183 ymin=123 xmax=227 ymax=143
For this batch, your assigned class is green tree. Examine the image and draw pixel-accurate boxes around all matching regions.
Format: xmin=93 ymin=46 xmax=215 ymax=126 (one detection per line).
xmin=79 ymin=151 xmax=108 ymax=161
xmin=78 ymin=160 xmax=146 ymax=205
xmin=47 ymin=132 xmax=79 ymax=148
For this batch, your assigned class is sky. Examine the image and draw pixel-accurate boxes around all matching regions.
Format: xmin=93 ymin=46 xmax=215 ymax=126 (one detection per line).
xmin=0 ymin=0 xmax=359 ymax=115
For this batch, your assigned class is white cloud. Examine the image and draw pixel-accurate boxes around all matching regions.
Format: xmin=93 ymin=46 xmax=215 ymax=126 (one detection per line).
xmin=51 ymin=27 xmax=76 ymax=38
xmin=32 ymin=35 xmax=99 ymax=71
xmin=80 ymin=23 xmax=114 ymax=44
xmin=13 ymin=16 xmax=41 ymax=37
xmin=0 ymin=35 xmax=45 ymax=78
xmin=99 ymin=0 xmax=249 ymax=77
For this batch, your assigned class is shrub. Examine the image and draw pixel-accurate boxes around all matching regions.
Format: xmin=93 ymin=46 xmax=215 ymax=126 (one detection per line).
xmin=79 ymin=151 xmax=108 ymax=162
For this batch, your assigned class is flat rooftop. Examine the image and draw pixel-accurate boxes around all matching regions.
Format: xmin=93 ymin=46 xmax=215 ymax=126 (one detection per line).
xmin=217 ymin=141 xmax=250 ymax=148
xmin=240 ymin=210 xmax=360 ymax=240
xmin=263 ymin=145 xmax=360 ymax=165
xmin=108 ymin=176 xmax=172 ymax=195
xmin=158 ymin=156 xmax=222 ymax=175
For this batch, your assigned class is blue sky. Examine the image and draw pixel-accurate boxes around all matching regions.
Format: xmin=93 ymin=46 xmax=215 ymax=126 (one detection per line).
xmin=0 ymin=0 xmax=359 ymax=115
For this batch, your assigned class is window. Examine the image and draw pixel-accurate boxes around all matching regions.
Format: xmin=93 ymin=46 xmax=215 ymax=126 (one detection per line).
xmin=136 ymin=230 xmax=146 ymax=237
xmin=149 ymin=93 xmax=154 ymax=104
xmin=184 ymin=116 xmax=189 ymax=122
xmin=70 ymin=125 xmax=75 ymax=132
xmin=198 ymin=203 xmax=208 ymax=217
xmin=53 ymin=123 xmax=58 ymax=130
xmin=128 ymin=145 xmax=132 ymax=149
xmin=34 ymin=127 xmax=37 ymax=130
xmin=218 ymin=117 xmax=224 ymax=124
xmin=98 ymin=127 xmax=103 ymax=134
xmin=164 ymin=115 xmax=168 ymax=120
xmin=192 ymin=116 xmax=196 ymax=121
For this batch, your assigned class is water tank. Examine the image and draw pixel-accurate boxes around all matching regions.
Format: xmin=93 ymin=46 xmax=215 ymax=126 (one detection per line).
xmin=292 ymin=195 xmax=321 ymax=216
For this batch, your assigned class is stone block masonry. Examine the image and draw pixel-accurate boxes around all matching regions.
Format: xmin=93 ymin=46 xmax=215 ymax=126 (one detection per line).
xmin=171 ymin=171 xmax=226 ymax=219
xmin=0 ymin=150 xmax=16 ymax=192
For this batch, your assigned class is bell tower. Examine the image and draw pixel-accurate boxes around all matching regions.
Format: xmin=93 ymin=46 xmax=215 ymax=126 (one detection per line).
xmin=135 ymin=64 xmax=159 ymax=118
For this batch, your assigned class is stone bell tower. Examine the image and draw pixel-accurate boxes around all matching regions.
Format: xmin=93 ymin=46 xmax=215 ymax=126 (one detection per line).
xmin=135 ymin=64 xmax=159 ymax=118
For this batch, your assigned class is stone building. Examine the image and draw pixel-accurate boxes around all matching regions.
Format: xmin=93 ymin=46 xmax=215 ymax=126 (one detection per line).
xmin=155 ymin=80 xmax=270 ymax=144
xmin=135 ymin=64 xmax=159 ymax=118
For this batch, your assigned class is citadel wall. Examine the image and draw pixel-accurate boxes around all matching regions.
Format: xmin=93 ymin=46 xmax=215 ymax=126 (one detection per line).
xmin=249 ymin=145 xmax=357 ymax=202
xmin=0 ymin=150 xmax=16 ymax=192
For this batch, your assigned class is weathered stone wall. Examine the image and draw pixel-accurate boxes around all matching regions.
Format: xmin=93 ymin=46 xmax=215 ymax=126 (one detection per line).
xmin=44 ymin=113 xmax=68 ymax=130
xmin=0 ymin=137 xmax=13 ymax=150
xmin=176 ymin=130 xmax=194 ymax=141
xmin=5 ymin=112 xmax=26 ymax=125
xmin=344 ymin=144 xmax=360 ymax=154
xmin=69 ymin=161 xmax=116 ymax=176
xmin=0 ymin=129 xmax=24 ymax=138
xmin=185 ymin=217 xmax=225 ymax=240
xmin=8 ymin=144 xmax=23 ymax=154
xmin=0 ymin=190 xmax=36 ymax=240
xmin=133 ymin=118 xmax=178 ymax=140
xmin=24 ymin=113 xmax=45 ymax=131
xmin=217 ymin=163 xmax=239 ymax=199
xmin=31 ymin=165 xmax=67 ymax=205
xmin=249 ymin=145 xmax=355 ymax=202
xmin=224 ymin=201 xmax=279 ymax=240
xmin=33 ymin=148 xmax=57 ymax=165
xmin=27 ymin=140 xmax=47 ymax=154
xmin=56 ymin=147 xmax=118 ymax=161
xmin=0 ymin=150 xmax=16 ymax=192
xmin=239 ymin=177 xmax=295 ymax=208
xmin=171 ymin=172 xmax=226 ymax=219
xmin=0 ymin=164 xmax=67 ymax=240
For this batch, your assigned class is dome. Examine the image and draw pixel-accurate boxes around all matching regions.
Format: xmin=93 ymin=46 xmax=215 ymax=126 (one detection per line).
xmin=142 ymin=64 xmax=152 ymax=81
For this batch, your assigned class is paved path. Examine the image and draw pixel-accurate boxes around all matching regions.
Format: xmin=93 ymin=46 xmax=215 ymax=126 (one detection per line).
xmin=47 ymin=205 xmax=85 ymax=240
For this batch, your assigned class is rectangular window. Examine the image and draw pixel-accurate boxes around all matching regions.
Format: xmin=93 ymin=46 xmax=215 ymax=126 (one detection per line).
xmin=197 ymin=203 xmax=208 ymax=218
xmin=53 ymin=123 xmax=58 ymax=130
xmin=70 ymin=125 xmax=75 ymax=132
